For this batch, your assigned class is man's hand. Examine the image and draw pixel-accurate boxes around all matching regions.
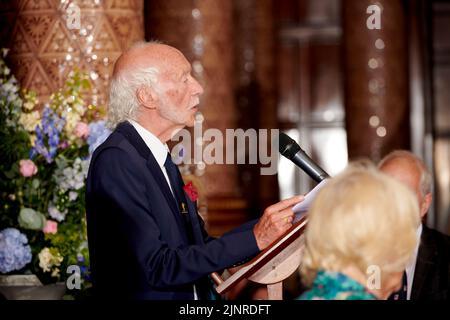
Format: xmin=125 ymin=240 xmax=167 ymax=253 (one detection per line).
xmin=253 ymin=195 xmax=304 ymax=250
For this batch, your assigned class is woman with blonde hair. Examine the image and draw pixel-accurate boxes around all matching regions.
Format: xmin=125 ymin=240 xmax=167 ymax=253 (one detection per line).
xmin=298 ymin=164 xmax=420 ymax=300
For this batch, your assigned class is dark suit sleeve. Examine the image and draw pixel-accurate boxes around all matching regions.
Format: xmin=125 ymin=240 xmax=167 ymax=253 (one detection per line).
xmin=225 ymin=219 xmax=258 ymax=235
xmin=89 ymin=148 xmax=260 ymax=290
xmin=197 ymin=212 xmax=257 ymax=244
xmin=197 ymin=213 xmax=216 ymax=243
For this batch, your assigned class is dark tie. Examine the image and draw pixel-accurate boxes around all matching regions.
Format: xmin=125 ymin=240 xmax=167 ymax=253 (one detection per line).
xmin=164 ymin=152 xmax=217 ymax=300
xmin=164 ymin=153 xmax=196 ymax=245
xmin=164 ymin=152 xmax=189 ymax=214
xmin=388 ymin=271 xmax=408 ymax=300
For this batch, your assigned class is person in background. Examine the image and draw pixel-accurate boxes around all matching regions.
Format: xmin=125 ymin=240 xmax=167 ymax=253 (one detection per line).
xmin=298 ymin=163 xmax=420 ymax=300
xmin=379 ymin=150 xmax=450 ymax=300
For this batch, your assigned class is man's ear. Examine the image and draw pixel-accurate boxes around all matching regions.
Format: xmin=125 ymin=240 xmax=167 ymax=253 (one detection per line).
xmin=136 ymin=85 xmax=158 ymax=109
xmin=420 ymin=192 xmax=432 ymax=219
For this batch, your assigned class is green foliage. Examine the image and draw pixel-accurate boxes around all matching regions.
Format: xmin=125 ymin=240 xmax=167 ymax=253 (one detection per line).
xmin=0 ymin=49 xmax=103 ymax=296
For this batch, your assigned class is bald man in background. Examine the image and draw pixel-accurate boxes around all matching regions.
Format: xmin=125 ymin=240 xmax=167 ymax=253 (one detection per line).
xmin=379 ymin=150 xmax=450 ymax=300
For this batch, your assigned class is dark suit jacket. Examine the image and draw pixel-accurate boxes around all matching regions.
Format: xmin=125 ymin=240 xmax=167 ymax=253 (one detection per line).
xmin=411 ymin=224 xmax=450 ymax=300
xmin=85 ymin=121 xmax=260 ymax=300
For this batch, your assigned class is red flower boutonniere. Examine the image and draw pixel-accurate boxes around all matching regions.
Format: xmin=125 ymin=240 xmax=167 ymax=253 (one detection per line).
xmin=183 ymin=181 xmax=198 ymax=202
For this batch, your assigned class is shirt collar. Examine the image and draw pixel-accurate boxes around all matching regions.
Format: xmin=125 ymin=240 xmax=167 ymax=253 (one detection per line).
xmin=412 ymin=223 xmax=423 ymax=259
xmin=128 ymin=120 xmax=169 ymax=168
xmin=404 ymin=223 xmax=423 ymax=299
xmin=407 ymin=223 xmax=423 ymax=268
xmin=416 ymin=223 xmax=423 ymax=240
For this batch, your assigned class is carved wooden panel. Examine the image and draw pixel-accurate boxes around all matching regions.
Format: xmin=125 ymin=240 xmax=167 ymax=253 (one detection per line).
xmin=0 ymin=0 xmax=144 ymax=109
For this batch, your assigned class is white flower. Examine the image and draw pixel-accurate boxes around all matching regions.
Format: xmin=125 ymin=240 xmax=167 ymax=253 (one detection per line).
xmin=54 ymin=157 xmax=89 ymax=192
xmin=38 ymin=248 xmax=63 ymax=274
xmin=73 ymin=103 xmax=85 ymax=115
xmin=38 ymin=248 xmax=52 ymax=272
xmin=23 ymin=101 xmax=35 ymax=111
xmin=64 ymin=111 xmax=81 ymax=140
xmin=48 ymin=206 xmax=66 ymax=222
xmin=51 ymin=267 xmax=60 ymax=278
xmin=1 ymin=48 xmax=9 ymax=57
xmin=2 ymin=81 xmax=13 ymax=92
xmin=69 ymin=191 xmax=78 ymax=201
xmin=18 ymin=111 xmax=40 ymax=132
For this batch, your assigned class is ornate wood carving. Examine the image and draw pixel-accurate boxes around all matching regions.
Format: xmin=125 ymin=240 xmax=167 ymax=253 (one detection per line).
xmin=0 ymin=0 xmax=144 ymax=109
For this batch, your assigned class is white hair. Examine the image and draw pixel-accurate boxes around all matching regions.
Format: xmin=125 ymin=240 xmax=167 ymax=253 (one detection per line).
xmin=107 ymin=41 xmax=162 ymax=129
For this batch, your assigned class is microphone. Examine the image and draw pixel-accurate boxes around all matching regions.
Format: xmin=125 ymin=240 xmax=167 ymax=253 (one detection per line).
xmin=279 ymin=132 xmax=330 ymax=182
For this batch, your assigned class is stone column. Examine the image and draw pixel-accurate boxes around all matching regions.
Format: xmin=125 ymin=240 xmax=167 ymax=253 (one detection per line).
xmin=233 ymin=0 xmax=279 ymax=215
xmin=342 ymin=0 xmax=410 ymax=161
xmin=0 ymin=0 xmax=144 ymax=109
xmin=145 ymin=0 xmax=249 ymax=235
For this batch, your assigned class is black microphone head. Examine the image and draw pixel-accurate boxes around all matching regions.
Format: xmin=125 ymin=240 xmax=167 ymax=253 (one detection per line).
xmin=279 ymin=132 xmax=301 ymax=160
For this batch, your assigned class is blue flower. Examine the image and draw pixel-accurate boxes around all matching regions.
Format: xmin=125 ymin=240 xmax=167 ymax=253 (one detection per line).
xmin=0 ymin=228 xmax=32 ymax=273
xmin=87 ymin=121 xmax=111 ymax=154
xmin=76 ymin=254 xmax=84 ymax=263
xmin=30 ymin=106 xmax=65 ymax=163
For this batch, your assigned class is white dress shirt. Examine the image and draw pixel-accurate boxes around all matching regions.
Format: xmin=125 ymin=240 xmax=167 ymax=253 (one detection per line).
xmin=129 ymin=120 xmax=198 ymax=300
xmin=129 ymin=120 xmax=173 ymax=193
xmin=405 ymin=223 xmax=423 ymax=300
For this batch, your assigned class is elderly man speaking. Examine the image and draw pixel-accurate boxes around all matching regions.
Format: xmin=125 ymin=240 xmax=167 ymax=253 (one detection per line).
xmin=85 ymin=42 xmax=301 ymax=300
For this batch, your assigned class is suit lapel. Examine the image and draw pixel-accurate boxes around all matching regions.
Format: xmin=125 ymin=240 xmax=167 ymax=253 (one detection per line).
xmin=168 ymin=157 xmax=205 ymax=245
xmin=185 ymin=196 xmax=205 ymax=245
xmin=116 ymin=121 xmax=189 ymax=243
xmin=411 ymin=225 xmax=436 ymax=300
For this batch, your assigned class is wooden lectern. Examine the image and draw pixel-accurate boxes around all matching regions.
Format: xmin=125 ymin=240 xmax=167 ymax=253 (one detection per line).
xmin=210 ymin=217 xmax=308 ymax=300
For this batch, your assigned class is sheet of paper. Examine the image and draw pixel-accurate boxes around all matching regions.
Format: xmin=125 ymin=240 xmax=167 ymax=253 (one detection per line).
xmin=293 ymin=179 xmax=329 ymax=222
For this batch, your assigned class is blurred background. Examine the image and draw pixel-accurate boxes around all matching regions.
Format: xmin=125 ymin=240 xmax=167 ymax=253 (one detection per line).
xmin=0 ymin=0 xmax=449 ymax=239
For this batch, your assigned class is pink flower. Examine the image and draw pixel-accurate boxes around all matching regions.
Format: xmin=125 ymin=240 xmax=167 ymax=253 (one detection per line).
xmin=58 ymin=141 xmax=69 ymax=149
xmin=43 ymin=220 xmax=58 ymax=234
xmin=19 ymin=159 xmax=38 ymax=177
xmin=74 ymin=122 xmax=90 ymax=139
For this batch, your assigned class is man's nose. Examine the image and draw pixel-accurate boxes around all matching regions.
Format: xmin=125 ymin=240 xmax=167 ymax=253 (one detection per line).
xmin=191 ymin=77 xmax=204 ymax=95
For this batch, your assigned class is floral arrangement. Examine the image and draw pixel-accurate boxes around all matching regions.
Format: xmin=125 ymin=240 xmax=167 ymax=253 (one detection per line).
xmin=0 ymin=49 xmax=110 ymax=296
